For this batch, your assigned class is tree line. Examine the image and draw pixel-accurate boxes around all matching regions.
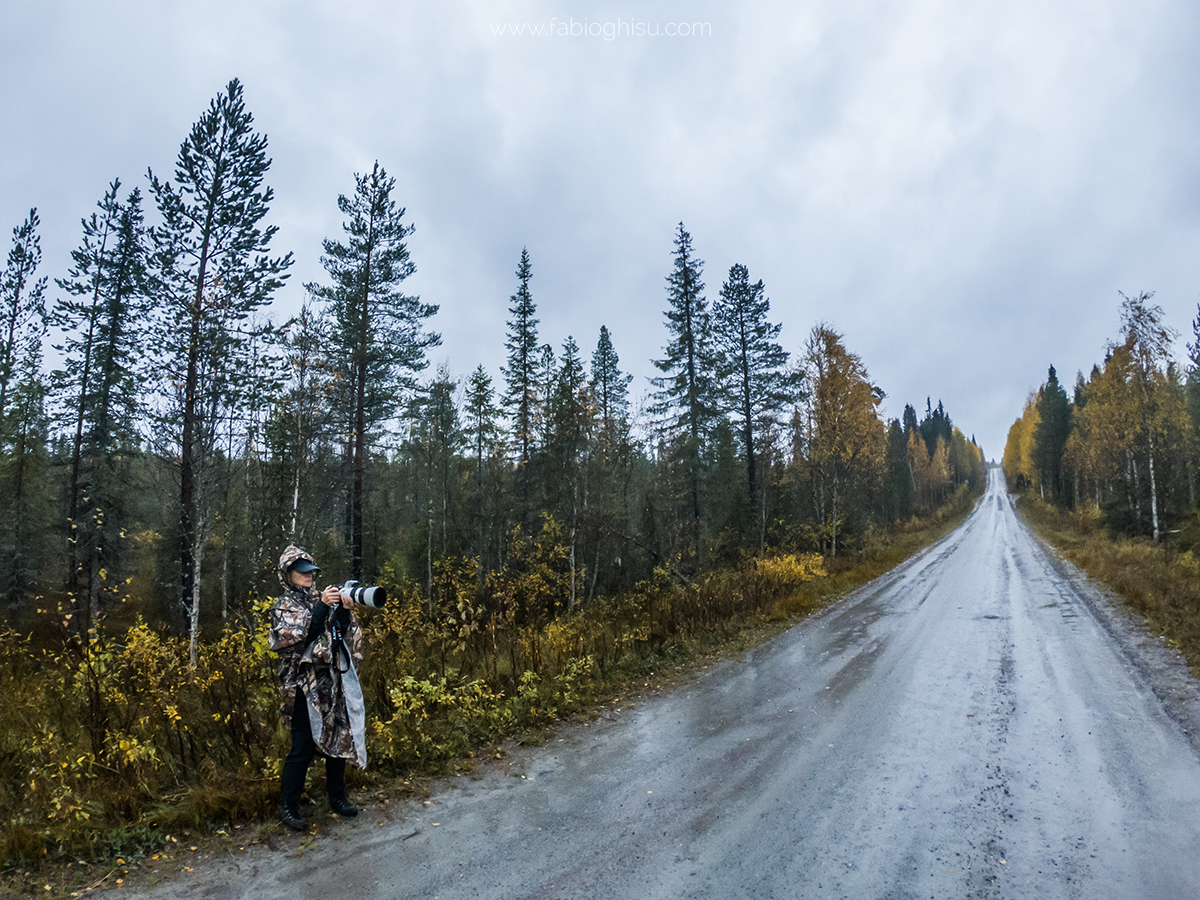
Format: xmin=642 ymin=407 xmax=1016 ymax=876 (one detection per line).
xmin=0 ymin=78 xmax=986 ymax=655
xmin=1004 ymin=292 xmax=1200 ymax=542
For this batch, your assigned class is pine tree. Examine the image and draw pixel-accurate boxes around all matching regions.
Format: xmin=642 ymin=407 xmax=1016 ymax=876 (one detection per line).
xmin=651 ymin=223 xmax=714 ymax=562
xmin=309 ymin=160 xmax=440 ymax=580
xmin=51 ymin=180 xmax=147 ymax=630
xmin=501 ymin=248 xmax=538 ymax=465
xmin=711 ymin=262 xmax=795 ymax=542
xmin=146 ymin=78 xmax=293 ymax=662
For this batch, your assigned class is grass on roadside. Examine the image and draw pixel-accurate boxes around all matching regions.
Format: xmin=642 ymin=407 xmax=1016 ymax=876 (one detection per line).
xmin=1018 ymin=496 xmax=1200 ymax=677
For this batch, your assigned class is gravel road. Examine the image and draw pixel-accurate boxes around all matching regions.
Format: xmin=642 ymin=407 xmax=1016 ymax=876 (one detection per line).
xmin=138 ymin=468 xmax=1200 ymax=899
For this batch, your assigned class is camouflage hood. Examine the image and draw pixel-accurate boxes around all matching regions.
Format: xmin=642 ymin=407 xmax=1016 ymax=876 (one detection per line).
xmin=277 ymin=545 xmax=318 ymax=593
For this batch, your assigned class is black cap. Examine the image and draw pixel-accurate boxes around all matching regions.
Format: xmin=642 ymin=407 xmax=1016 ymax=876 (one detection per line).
xmin=290 ymin=559 xmax=320 ymax=574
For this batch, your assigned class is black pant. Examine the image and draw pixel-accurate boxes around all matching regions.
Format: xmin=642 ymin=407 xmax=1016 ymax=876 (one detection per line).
xmin=280 ymin=688 xmax=346 ymax=808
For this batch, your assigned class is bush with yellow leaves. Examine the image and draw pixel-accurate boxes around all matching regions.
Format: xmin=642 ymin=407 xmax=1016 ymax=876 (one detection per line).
xmin=2 ymin=516 xmax=836 ymax=868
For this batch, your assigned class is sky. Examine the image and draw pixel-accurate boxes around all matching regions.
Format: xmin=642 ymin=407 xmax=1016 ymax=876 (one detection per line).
xmin=3 ymin=0 xmax=1199 ymax=458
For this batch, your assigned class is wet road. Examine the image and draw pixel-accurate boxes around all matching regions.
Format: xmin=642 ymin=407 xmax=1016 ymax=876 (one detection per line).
xmin=158 ymin=469 xmax=1200 ymax=899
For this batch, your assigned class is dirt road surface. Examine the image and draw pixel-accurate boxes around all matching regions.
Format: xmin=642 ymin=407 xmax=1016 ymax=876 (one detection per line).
xmin=133 ymin=469 xmax=1200 ymax=899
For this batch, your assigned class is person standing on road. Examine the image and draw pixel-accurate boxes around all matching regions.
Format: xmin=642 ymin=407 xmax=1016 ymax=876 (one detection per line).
xmin=269 ymin=545 xmax=368 ymax=831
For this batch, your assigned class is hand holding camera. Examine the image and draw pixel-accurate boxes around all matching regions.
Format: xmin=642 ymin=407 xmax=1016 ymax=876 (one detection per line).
xmin=321 ymin=585 xmax=348 ymax=608
xmin=333 ymin=580 xmax=388 ymax=608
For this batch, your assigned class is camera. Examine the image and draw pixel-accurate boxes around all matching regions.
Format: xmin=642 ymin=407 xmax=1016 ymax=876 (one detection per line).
xmin=336 ymin=580 xmax=388 ymax=608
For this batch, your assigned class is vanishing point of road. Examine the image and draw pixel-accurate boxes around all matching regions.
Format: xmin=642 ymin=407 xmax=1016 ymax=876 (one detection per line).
xmin=151 ymin=468 xmax=1200 ymax=899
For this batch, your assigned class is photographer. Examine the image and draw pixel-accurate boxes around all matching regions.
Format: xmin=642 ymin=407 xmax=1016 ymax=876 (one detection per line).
xmin=268 ymin=545 xmax=367 ymax=831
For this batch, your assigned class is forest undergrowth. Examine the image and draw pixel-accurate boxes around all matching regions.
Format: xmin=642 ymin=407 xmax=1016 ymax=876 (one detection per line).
xmin=1019 ymin=496 xmax=1200 ymax=677
xmin=0 ymin=487 xmax=977 ymax=896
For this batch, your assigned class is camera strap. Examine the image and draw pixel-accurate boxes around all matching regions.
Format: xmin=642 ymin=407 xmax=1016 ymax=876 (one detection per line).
xmin=329 ymin=607 xmax=352 ymax=674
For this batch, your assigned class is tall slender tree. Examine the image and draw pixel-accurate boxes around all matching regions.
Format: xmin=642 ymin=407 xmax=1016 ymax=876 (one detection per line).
xmin=1033 ymin=365 xmax=1072 ymax=505
xmin=147 ymin=78 xmax=293 ymax=663
xmin=51 ymin=180 xmax=147 ymax=632
xmin=276 ymin=298 xmax=331 ymax=543
xmin=591 ymin=325 xmax=632 ymax=446
xmin=501 ymin=248 xmax=538 ymax=466
xmin=0 ymin=211 xmax=48 ymax=608
xmin=1 ymin=209 xmax=47 ymax=431
xmin=463 ymin=365 xmax=501 ymax=575
xmin=651 ymin=223 xmax=714 ymax=562
xmin=711 ymin=263 xmax=795 ymax=540
xmin=588 ymin=326 xmax=636 ymax=598
xmin=549 ymin=336 xmax=592 ymax=607
xmin=309 ymin=160 xmax=440 ymax=580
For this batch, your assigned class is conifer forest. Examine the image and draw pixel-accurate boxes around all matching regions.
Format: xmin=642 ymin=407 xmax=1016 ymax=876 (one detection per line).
xmin=0 ymin=80 xmax=987 ymax=860
xmin=1004 ymin=292 xmax=1200 ymax=545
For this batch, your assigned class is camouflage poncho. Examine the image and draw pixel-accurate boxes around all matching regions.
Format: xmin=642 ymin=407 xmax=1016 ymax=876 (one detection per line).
xmin=268 ymin=545 xmax=367 ymax=767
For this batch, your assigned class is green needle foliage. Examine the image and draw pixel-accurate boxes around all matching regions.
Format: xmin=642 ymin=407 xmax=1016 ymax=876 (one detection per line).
xmin=308 ymin=160 xmax=440 ymax=580
xmin=146 ymin=77 xmax=293 ymax=663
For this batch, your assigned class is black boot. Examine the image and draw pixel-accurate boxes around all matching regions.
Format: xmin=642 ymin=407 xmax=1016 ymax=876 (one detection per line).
xmin=279 ymin=802 xmax=308 ymax=831
xmin=325 ymin=756 xmax=356 ymax=816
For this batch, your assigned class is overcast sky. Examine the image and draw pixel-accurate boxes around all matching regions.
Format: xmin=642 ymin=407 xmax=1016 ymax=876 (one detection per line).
xmin=4 ymin=0 xmax=1199 ymax=457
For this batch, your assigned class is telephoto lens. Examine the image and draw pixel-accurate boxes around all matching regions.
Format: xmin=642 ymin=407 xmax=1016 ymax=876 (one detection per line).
xmin=338 ymin=580 xmax=388 ymax=608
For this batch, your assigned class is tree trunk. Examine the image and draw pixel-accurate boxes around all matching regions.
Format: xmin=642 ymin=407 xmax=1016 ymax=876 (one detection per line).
xmin=189 ymin=531 xmax=203 ymax=669
xmin=1148 ymin=434 xmax=1160 ymax=542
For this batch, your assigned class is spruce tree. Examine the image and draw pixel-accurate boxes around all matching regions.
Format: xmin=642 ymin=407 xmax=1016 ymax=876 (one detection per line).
xmin=309 ymin=160 xmax=440 ymax=580
xmin=464 ymin=365 xmax=500 ymax=476
xmin=550 ymin=337 xmax=591 ymax=607
xmin=0 ymin=209 xmax=48 ymax=431
xmin=51 ymin=180 xmax=147 ymax=631
xmin=1033 ymin=365 xmax=1072 ymax=506
xmin=501 ymin=248 xmax=538 ymax=465
xmin=590 ymin=325 xmax=632 ymax=446
xmin=883 ymin=418 xmax=914 ymax=521
xmin=146 ymin=78 xmax=293 ymax=661
xmin=650 ymin=223 xmax=714 ymax=562
xmin=711 ymin=262 xmax=795 ymax=540
xmin=0 ymin=210 xmax=49 ymax=609
xmin=463 ymin=364 xmax=502 ymax=577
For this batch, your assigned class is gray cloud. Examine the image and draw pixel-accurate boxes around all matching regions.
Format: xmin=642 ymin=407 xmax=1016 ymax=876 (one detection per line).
xmin=3 ymin=0 xmax=1199 ymax=456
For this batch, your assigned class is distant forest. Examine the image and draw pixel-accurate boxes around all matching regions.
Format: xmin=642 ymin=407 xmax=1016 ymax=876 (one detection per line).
xmin=1005 ymin=292 xmax=1200 ymax=545
xmin=0 ymin=78 xmax=986 ymax=653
